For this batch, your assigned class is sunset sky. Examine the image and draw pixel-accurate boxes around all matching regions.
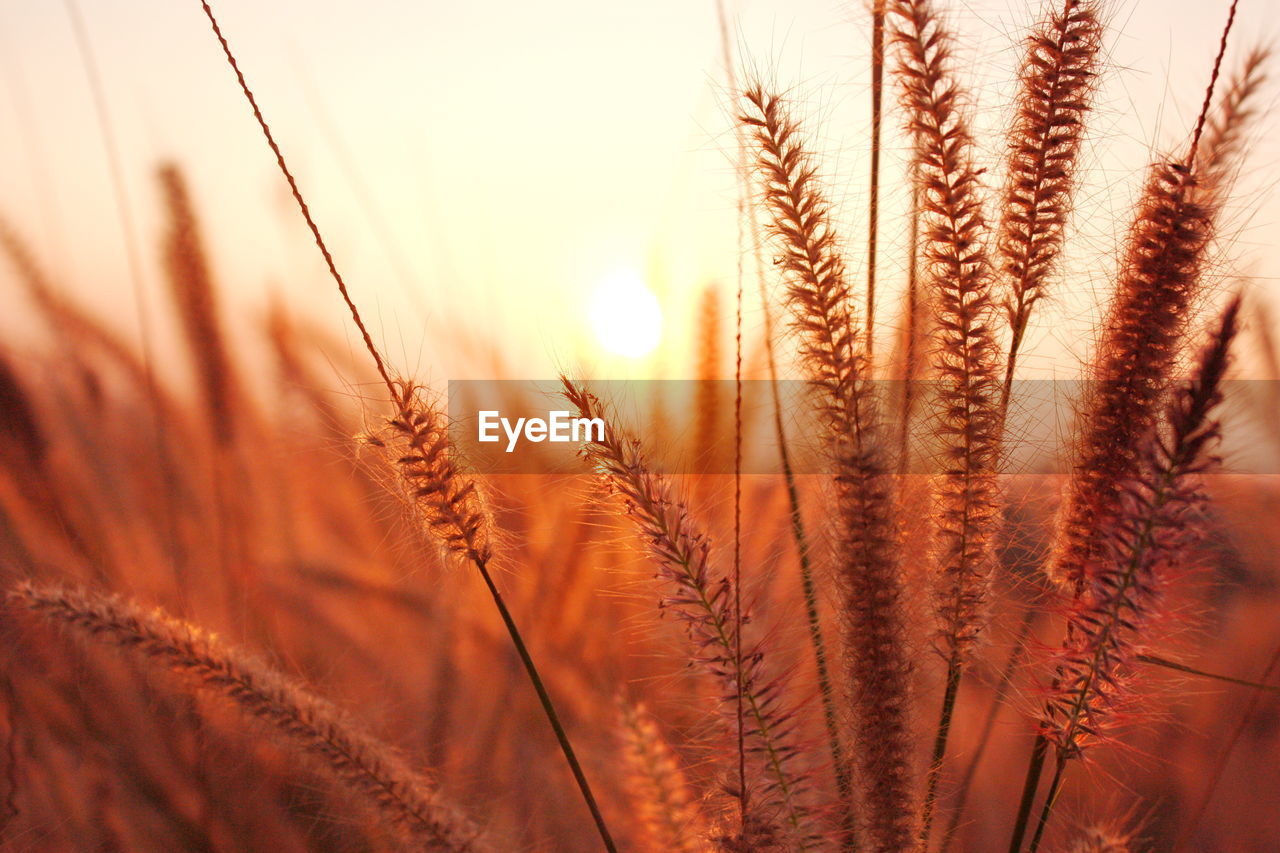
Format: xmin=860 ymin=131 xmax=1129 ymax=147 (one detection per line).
xmin=1 ymin=0 xmax=1276 ymax=384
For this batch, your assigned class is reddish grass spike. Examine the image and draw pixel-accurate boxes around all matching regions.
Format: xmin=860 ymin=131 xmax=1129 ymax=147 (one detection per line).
xmin=562 ymin=378 xmax=816 ymax=851
xmin=381 ymin=381 xmax=492 ymax=568
xmin=1043 ymin=296 xmax=1239 ymax=758
xmin=998 ymin=0 xmax=1104 ymax=414
xmin=158 ymin=164 xmax=240 ymax=446
xmin=889 ymin=0 xmax=1006 ymax=657
xmin=9 ymin=581 xmax=486 ymax=851
xmin=1048 ymin=160 xmax=1213 ymax=590
xmin=739 ymin=86 xmax=915 ymax=851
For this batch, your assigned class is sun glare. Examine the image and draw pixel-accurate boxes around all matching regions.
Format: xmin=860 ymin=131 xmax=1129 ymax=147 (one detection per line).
xmin=590 ymin=269 xmax=662 ymax=358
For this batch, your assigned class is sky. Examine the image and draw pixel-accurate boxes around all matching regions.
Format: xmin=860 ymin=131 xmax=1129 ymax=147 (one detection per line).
xmin=0 ymin=0 xmax=1277 ymax=386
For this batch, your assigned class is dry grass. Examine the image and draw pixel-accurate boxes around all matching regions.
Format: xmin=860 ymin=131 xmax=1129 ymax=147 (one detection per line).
xmin=0 ymin=1 xmax=1277 ymax=852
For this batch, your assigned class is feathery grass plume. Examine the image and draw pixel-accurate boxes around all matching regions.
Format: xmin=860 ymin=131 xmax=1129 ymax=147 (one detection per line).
xmin=888 ymin=0 xmax=1008 ymax=842
xmin=562 ymin=378 xmax=815 ymax=851
xmin=890 ymin=0 xmax=1003 ymax=657
xmin=7 ymin=581 xmax=485 ymax=852
xmin=739 ymin=85 xmax=915 ymax=851
xmin=997 ymin=0 xmax=1104 ymax=416
xmin=618 ymin=699 xmax=711 ymax=853
xmin=1028 ymin=298 xmax=1240 ymax=849
xmin=369 ymin=381 xmax=491 ymax=568
xmin=736 ymin=79 xmax=850 ymax=825
xmin=1046 ymin=159 xmax=1215 ymax=591
xmin=371 ymin=381 xmax=622 ymax=851
xmin=1043 ymin=296 xmax=1238 ymax=754
xmin=158 ymin=163 xmax=239 ymax=446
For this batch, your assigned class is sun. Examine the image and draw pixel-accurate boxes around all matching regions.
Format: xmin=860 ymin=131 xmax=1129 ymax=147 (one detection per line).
xmin=589 ymin=269 xmax=663 ymax=358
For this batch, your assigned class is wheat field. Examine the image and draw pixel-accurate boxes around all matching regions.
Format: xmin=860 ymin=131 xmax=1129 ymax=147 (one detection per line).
xmin=1 ymin=0 xmax=1278 ymax=851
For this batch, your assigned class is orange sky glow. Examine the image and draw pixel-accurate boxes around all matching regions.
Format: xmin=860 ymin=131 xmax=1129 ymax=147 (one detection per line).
xmin=1 ymin=0 xmax=1277 ymax=384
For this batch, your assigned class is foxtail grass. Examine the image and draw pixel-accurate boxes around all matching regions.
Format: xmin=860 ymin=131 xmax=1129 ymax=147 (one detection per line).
xmin=997 ymin=0 xmax=1103 ymax=419
xmin=741 ymin=85 xmax=915 ymax=852
xmin=7 ymin=581 xmax=485 ymax=851
xmin=1046 ymin=2 xmax=1237 ymax=594
xmin=157 ymin=163 xmax=240 ymax=447
xmin=194 ymin=3 xmax=618 ymax=848
xmin=1012 ymin=295 xmax=1241 ymax=853
xmin=563 ymin=378 xmax=816 ymax=851
xmin=618 ymin=700 xmax=710 ymax=852
xmin=889 ymin=0 xmax=1009 ymax=842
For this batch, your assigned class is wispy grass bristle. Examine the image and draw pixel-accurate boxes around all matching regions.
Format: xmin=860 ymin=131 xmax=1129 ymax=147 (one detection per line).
xmin=740 ymin=84 xmax=915 ymax=852
xmin=7 ymin=581 xmax=485 ymax=852
xmin=998 ymin=0 xmax=1104 ymax=415
xmin=563 ymin=377 xmax=816 ymax=851
xmin=1064 ymin=825 xmax=1134 ymax=853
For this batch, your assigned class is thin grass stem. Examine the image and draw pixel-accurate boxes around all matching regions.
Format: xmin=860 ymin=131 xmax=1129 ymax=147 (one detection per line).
xmin=471 ymin=555 xmax=619 ymax=853
xmin=919 ymin=650 xmax=962 ymax=848
xmin=867 ymin=0 xmax=885 ymax=361
xmin=1027 ymin=752 xmax=1068 ymax=853
xmin=942 ymin=609 xmax=1036 ymax=851
xmin=1007 ymin=732 xmax=1049 ymax=853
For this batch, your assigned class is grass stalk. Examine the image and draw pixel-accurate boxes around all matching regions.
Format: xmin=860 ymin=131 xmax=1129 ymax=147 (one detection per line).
xmin=942 ymin=609 xmax=1036 ymax=851
xmin=195 ymin=3 xmax=617 ymax=848
xmin=471 ymin=553 xmax=618 ymax=853
xmin=1007 ymin=732 xmax=1049 ymax=853
xmin=733 ymin=55 xmax=853 ymax=847
xmin=1026 ymin=752 xmax=1068 ymax=853
xmin=742 ymin=84 xmax=915 ymax=850
xmin=9 ymin=582 xmax=485 ymax=851
xmin=564 ymin=379 xmax=813 ymax=847
xmin=918 ymin=649 xmax=962 ymax=848
xmin=867 ymin=0 xmax=885 ymax=360
xmin=996 ymin=0 xmax=1103 ymax=422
